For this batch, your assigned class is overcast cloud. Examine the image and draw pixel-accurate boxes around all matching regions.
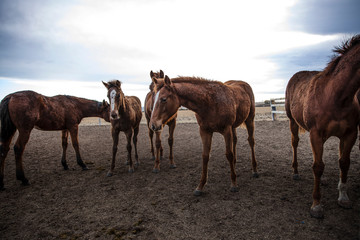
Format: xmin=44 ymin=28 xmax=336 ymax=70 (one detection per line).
xmin=0 ymin=0 xmax=359 ymax=103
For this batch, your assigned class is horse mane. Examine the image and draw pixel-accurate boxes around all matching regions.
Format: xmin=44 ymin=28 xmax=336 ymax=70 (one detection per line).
xmin=321 ymin=34 xmax=360 ymax=77
xmin=153 ymin=76 xmax=222 ymax=93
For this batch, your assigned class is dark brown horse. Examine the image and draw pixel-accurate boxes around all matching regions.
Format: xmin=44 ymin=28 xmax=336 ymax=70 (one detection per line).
xmin=285 ymin=35 xmax=360 ymax=218
xmin=103 ymin=80 xmax=142 ymax=175
xmin=0 ymin=91 xmax=110 ymax=189
xmin=145 ymin=70 xmax=177 ymax=173
xmin=149 ymin=75 xmax=258 ymax=195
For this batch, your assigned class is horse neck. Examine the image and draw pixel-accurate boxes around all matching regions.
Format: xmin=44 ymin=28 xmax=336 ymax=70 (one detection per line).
xmin=77 ymin=98 xmax=102 ymax=118
xmin=323 ymin=45 xmax=360 ymax=105
xmin=323 ymin=63 xmax=360 ymax=105
xmin=173 ymin=81 xmax=215 ymax=114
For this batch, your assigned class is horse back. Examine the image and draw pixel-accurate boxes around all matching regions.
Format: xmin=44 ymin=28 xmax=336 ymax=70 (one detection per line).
xmin=126 ymin=96 xmax=142 ymax=127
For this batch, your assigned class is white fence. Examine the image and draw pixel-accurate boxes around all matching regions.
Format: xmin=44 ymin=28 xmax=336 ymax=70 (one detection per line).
xmin=270 ymin=98 xmax=286 ymax=121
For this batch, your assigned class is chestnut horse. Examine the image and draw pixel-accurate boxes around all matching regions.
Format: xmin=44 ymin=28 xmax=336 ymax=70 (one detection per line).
xmin=285 ymin=35 xmax=360 ymax=218
xmin=145 ymin=70 xmax=177 ymax=172
xmin=0 ymin=91 xmax=110 ymax=189
xmin=149 ymin=75 xmax=258 ymax=195
xmin=103 ymin=80 xmax=142 ymax=176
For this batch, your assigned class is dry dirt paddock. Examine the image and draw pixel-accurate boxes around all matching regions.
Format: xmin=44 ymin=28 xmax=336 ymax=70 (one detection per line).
xmin=0 ymin=109 xmax=359 ymax=240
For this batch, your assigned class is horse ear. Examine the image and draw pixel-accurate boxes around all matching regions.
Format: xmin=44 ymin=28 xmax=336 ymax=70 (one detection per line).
xmin=152 ymin=77 xmax=158 ymax=85
xmin=150 ymin=71 xmax=154 ymax=78
xmin=102 ymin=99 xmax=109 ymax=107
xmin=160 ymin=70 xmax=164 ymax=78
xmin=116 ymin=80 xmax=121 ymax=88
xmin=102 ymin=81 xmax=109 ymax=89
xmin=164 ymin=75 xmax=171 ymax=85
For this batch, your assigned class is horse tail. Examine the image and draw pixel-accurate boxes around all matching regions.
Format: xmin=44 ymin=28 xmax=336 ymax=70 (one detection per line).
xmin=0 ymin=96 xmax=16 ymax=142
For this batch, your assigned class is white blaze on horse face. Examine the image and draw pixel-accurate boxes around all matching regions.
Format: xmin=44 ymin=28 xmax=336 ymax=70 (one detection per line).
xmin=152 ymin=90 xmax=161 ymax=117
xmin=110 ymin=90 xmax=116 ymax=111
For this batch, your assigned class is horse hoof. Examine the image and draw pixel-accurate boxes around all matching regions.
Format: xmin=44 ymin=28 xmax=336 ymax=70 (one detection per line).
xmin=252 ymin=172 xmax=259 ymax=178
xmin=230 ymin=186 xmax=239 ymax=192
xmin=21 ymin=179 xmax=30 ymax=186
xmin=338 ymin=199 xmax=352 ymax=209
xmin=106 ymin=172 xmax=113 ymax=177
xmin=170 ymin=164 xmax=177 ymax=169
xmin=63 ymin=166 xmax=69 ymax=170
xmin=194 ymin=189 xmax=203 ymax=196
xmin=152 ymin=168 xmax=160 ymax=173
xmin=293 ymin=174 xmax=301 ymax=180
xmin=128 ymin=168 xmax=134 ymax=173
xmin=82 ymin=166 xmax=89 ymax=171
xmin=310 ymin=205 xmax=324 ymax=219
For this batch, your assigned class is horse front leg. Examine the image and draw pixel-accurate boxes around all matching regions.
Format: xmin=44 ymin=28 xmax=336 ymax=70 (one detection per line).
xmin=133 ymin=126 xmax=140 ymax=167
xmin=337 ymin=131 xmax=357 ymax=209
xmin=309 ymin=130 xmax=325 ymax=218
xmin=125 ymin=129 xmax=134 ymax=173
xmin=168 ymin=119 xmax=176 ymax=169
xmin=69 ymin=127 xmax=88 ymax=170
xmin=290 ymin=119 xmax=300 ymax=180
xmin=245 ymin=118 xmax=258 ymax=178
xmin=148 ymin=125 xmax=155 ymax=160
xmin=61 ymin=130 xmax=69 ymax=170
xmin=223 ymin=126 xmax=238 ymax=192
xmin=107 ymin=127 xmax=120 ymax=177
xmin=14 ymin=130 xmax=32 ymax=186
xmin=152 ymin=131 xmax=162 ymax=173
xmin=194 ymin=128 xmax=213 ymax=196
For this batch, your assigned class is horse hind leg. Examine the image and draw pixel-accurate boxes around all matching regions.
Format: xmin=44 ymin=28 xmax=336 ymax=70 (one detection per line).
xmin=245 ymin=118 xmax=258 ymax=178
xmin=290 ymin=119 xmax=300 ymax=180
xmin=0 ymin=133 xmax=16 ymax=190
xmin=61 ymin=130 xmax=69 ymax=170
xmin=14 ymin=129 xmax=32 ymax=186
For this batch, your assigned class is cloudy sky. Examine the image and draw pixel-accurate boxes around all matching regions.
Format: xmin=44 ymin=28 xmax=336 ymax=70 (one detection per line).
xmin=0 ymin=0 xmax=359 ymax=105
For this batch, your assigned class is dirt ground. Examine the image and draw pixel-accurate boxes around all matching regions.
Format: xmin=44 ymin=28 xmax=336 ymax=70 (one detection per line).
xmin=0 ymin=110 xmax=359 ymax=240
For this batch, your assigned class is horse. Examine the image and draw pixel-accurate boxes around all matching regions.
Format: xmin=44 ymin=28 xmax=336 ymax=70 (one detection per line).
xmin=145 ymin=70 xmax=177 ymax=173
xmin=0 ymin=91 xmax=110 ymax=189
xmin=285 ymin=34 xmax=360 ymax=218
xmin=102 ymin=80 xmax=142 ymax=176
xmin=149 ymin=75 xmax=258 ymax=195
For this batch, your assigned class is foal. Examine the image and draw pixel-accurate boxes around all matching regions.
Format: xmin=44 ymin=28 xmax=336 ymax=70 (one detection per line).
xmin=103 ymin=80 xmax=142 ymax=175
xmin=150 ymin=75 xmax=258 ymax=195
xmin=0 ymin=91 xmax=110 ymax=189
xmin=145 ymin=70 xmax=177 ymax=172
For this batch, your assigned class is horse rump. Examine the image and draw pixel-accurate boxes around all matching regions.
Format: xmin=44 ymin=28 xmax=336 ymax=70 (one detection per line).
xmin=0 ymin=96 xmax=16 ymax=142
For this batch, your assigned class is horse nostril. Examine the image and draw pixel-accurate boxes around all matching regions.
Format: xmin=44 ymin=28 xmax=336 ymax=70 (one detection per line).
xmin=151 ymin=124 xmax=156 ymax=131
xmin=111 ymin=112 xmax=117 ymax=119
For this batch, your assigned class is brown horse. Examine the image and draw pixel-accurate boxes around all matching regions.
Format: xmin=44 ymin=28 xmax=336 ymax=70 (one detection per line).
xmin=145 ymin=70 xmax=177 ymax=173
xmin=0 ymin=91 xmax=110 ymax=189
xmin=102 ymin=80 xmax=142 ymax=176
xmin=149 ymin=75 xmax=258 ymax=195
xmin=285 ymin=35 xmax=360 ymax=218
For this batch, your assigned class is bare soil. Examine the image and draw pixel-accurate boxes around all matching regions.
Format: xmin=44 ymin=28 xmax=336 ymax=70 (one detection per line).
xmin=0 ymin=110 xmax=359 ymax=240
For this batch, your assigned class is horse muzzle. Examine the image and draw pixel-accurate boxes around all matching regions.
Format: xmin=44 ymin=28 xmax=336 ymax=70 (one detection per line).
xmin=110 ymin=111 xmax=120 ymax=120
xmin=151 ymin=123 xmax=163 ymax=132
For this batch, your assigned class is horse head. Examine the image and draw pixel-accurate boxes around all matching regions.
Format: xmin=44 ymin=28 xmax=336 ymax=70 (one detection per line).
xmin=99 ymin=100 xmax=110 ymax=122
xmin=102 ymin=80 xmax=126 ymax=120
xmin=149 ymin=70 xmax=164 ymax=92
xmin=149 ymin=75 xmax=180 ymax=132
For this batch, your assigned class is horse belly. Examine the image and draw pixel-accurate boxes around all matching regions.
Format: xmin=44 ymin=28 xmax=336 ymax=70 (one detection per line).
xmin=35 ymin=117 xmax=66 ymax=131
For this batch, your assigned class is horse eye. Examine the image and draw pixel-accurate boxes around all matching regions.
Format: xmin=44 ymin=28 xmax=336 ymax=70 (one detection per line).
xmin=160 ymin=98 xmax=167 ymax=103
